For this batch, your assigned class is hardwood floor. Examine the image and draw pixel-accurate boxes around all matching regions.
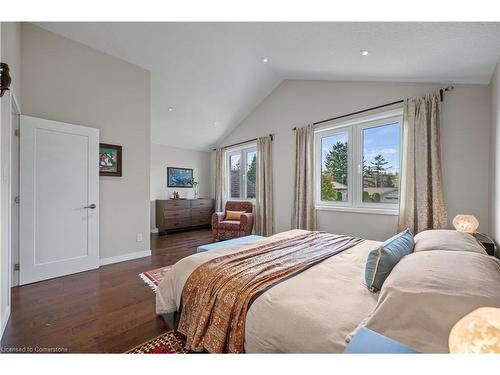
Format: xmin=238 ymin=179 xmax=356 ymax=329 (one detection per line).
xmin=0 ymin=229 xmax=213 ymax=353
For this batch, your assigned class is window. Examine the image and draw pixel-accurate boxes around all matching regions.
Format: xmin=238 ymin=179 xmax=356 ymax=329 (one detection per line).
xmin=320 ymin=129 xmax=350 ymax=203
xmin=229 ymin=153 xmax=241 ymax=199
xmin=361 ymin=123 xmax=400 ymax=205
xmin=226 ymin=145 xmax=257 ymax=201
xmin=315 ymin=109 xmax=402 ymax=214
xmin=245 ymin=149 xmax=257 ymax=199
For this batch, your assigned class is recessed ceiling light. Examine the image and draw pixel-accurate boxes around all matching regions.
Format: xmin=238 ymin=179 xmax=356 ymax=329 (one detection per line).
xmin=262 ymin=58 xmax=269 ymax=63
xmin=168 ymin=107 xmax=173 ymax=112
xmin=360 ymin=50 xmax=369 ymax=56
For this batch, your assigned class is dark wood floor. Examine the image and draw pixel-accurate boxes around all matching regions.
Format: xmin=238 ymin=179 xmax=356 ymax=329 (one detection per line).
xmin=0 ymin=228 xmax=213 ymax=353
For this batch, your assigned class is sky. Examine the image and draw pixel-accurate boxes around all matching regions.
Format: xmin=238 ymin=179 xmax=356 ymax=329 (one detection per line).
xmin=321 ymin=122 xmax=400 ymax=173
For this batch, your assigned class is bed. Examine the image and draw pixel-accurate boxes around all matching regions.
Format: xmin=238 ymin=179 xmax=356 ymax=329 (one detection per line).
xmin=155 ymin=229 xmax=500 ymax=353
xmin=157 ymin=229 xmax=379 ymax=352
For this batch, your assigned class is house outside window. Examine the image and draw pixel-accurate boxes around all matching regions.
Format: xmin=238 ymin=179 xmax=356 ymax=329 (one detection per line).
xmin=226 ymin=144 xmax=257 ymax=201
xmin=315 ymin=108 xmax=403 ymax=215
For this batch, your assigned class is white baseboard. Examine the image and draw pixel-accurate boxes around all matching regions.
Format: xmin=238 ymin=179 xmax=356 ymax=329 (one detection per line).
xmin=151 ymin=227 xmax=159 ymax=234
xmin=1 ymin=307 xmax=11 ymax=340
xmin=99 ymin=249 xmax=152 ymax=266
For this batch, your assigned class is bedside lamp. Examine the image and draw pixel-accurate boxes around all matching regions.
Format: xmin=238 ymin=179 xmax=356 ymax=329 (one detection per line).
xmin=449 ymin=307 xmax=500 ymax=353
xmin=452 ymin=214 xmax=479 ymax=234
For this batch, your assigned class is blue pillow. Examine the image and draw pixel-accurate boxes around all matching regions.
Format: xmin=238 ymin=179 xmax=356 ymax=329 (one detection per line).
xmin=365 ymin=229 xmax=415 ymax=292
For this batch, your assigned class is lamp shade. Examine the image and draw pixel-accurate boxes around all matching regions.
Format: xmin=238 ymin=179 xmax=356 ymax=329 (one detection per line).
xmin=452 ymin=214 xmax=479 ymax=234
xmin=449 ymin=307 xmax=500 ymax=353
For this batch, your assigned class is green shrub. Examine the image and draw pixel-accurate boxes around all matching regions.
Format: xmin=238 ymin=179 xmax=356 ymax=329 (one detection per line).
xmin=335 ymin=191 xmax=343 ymax=201
xmin=372 ymin=192 xmax=381 ymax=202
xmin=362 ymin=191 xmax=370 ymax=202
xmin=321 ymin=172 xmax=336 ymax=201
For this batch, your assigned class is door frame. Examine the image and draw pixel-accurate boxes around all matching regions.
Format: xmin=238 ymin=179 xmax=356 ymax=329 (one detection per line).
xmin=1 ymin=90 xmax=20 ymax=337
xmin=9 ymin=92 xmax=20 ymax=288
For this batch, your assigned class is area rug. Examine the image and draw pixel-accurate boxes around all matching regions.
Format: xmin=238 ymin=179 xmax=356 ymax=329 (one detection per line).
xmin=127 ymin=331 xmax=187 ymax=354
xmin=139 ymin=265 xmax=172 ymax=292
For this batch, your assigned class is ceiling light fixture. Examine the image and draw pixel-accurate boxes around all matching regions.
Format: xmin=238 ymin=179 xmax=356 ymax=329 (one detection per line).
xmin=262 ymin=58 xmax=269 ymax=63
xmin=360 ymin=50 xmax=369 ymax=56
xmin=168 ymin=107 xmax=173 ymax=112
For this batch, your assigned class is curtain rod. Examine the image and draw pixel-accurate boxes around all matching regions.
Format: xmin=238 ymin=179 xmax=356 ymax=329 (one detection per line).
xmin=292 ymin=85 xmax=454 ymax=130
xmin=212 ymin=134 xmax=274 ymax=151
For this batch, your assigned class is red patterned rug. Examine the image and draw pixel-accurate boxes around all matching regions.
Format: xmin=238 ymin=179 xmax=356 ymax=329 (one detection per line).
xmin=127 ymin=331 xmax=187 ymax=354
xmin=139 ymin=265 xmax=172 ymax=292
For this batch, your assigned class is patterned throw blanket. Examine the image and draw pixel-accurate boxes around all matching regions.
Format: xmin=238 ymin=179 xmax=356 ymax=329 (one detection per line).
xmin=176 ymin=231 xmax=363 ymax=353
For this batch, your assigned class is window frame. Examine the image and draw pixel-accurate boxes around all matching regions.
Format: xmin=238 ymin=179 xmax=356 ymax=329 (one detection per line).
xmin=314 ymin=108 xmax=403 ymax=215
xmin=315 ymin=125 xmax=353 ymax=208
xmin=225 ymin=143 xmax=257 ymax=203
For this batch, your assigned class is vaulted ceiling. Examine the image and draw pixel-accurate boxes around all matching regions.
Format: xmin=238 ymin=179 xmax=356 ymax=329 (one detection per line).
xmin=35 ymin=22 xmax=500 ymax=151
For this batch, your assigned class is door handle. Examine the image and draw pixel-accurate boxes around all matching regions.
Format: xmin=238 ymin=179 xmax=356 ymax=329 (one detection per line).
xmin=84 ymin=204 xmax=96 ymax=209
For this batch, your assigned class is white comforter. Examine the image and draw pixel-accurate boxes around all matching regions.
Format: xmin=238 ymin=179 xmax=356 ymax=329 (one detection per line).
xmin=156 ymin=230 xmax=379 ymax=353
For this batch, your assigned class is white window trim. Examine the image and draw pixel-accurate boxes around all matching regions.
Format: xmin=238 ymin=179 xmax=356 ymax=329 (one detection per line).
xmin=225 ymin=143 xmax=257 ymax=203
xmin=315 ymin=205 xmax=400 ymax=216
xmin=315 ymin=125 xmax=353 ymax=208
xmin=314 ymin=108 xmax=403 ymax=215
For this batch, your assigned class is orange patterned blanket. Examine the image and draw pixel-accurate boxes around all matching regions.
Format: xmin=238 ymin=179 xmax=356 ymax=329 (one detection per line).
xmin=176 ymin=231 xmax=363 ymax=353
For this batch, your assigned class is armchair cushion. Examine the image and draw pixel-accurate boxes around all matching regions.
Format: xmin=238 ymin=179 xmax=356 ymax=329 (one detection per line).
xmin=220 ymin=220 xmax=240 ymax=225
xmin=225 ymin=210 xmax=246 ymax=221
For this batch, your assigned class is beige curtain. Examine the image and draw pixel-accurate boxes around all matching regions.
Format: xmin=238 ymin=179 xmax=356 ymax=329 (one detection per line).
xmin=214 ymin=148 xmax=226 ymax=212
xmin=292 ymin=125 xmax=317 ymax=230
xmin=255 ymin=136 xmax=274 ymax=236
xmin=398 ymin=91 xmax=447 ymax=233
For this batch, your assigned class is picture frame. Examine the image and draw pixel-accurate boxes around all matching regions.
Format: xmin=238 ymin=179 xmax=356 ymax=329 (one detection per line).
xmin=167 ymin=167 xmax=193 ymax=187
xmin=99 ymin=143 xmax=122 ymax=177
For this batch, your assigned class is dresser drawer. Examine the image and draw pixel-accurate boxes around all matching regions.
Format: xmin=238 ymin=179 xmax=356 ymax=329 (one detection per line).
xmin=191 ymin=199 xmax=214 ymax=209
xmin=163 ymin=200 xmax=190 ymax=209
xmin=191 ymin=215 xmax=212 ymax=226
xmin=191 ymin=208 xmax=213 ymax=217
xmin=164 ymin=208 xmax=190 ymax=219
xmin=165 ymin=218 xmax=192 ymax=230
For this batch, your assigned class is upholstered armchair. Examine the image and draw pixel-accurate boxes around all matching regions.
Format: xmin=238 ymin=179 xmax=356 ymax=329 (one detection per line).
xmin=212 ymin=201 xmax=254 ymax=241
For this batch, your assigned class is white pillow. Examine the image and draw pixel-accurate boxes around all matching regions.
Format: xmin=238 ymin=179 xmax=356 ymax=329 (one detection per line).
xmin=413 ymin=229 xmax=486 ymax=255
xmin=347 ymin=250 xmax=500 ymax=353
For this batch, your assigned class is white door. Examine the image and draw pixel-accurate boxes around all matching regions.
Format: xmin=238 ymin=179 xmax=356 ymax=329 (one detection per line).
xmin=19 ymin=116 xmax=99 ymax=285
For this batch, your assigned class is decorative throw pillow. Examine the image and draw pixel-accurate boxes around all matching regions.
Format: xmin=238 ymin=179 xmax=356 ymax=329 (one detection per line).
xmin=365 ymin=229 xmax=415 ymax=292
xmin=225 ymin=210 xmax=246 ymax=221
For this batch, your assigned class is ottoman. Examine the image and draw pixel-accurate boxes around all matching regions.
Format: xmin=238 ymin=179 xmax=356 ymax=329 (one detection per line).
xmin=197 ymin=235 xmax=265 ymax=253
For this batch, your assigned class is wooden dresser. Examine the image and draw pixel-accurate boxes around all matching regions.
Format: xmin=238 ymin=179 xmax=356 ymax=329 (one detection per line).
xmin=156 ymin=198 xmax=215 ymax=234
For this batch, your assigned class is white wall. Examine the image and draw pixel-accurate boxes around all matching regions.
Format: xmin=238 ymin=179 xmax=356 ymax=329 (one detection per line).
xmin=491 ymin=60 xmax=500 ymax=247
xmin=0 ymin=21 xmax=22 ymax=339
xmin=21 ymin=24 xmax=151 ymax=261
xmin=150 ymin=143 xmax=211 ymax=230
xmin=219 ymin=80 xmax=492 ymax=241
